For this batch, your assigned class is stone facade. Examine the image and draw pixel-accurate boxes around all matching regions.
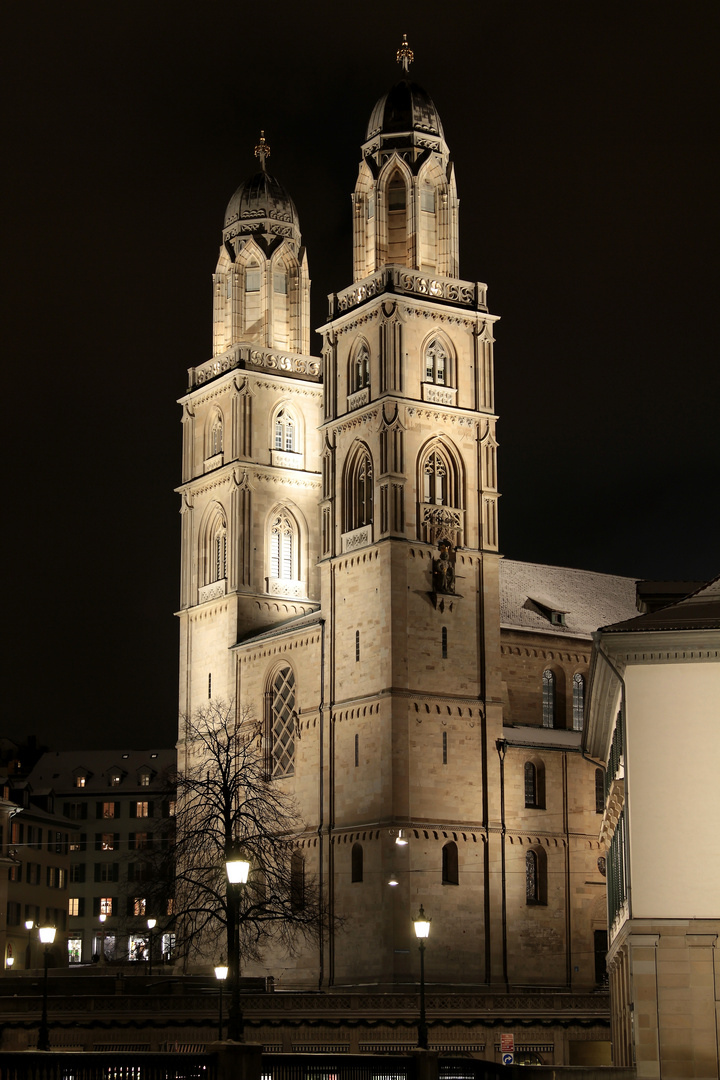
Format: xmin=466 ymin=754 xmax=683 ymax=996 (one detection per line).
xmin=175 ymin=46 xmax=643 ymax=1064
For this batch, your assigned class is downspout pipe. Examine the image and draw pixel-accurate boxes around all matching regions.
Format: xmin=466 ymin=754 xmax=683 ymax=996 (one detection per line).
xmin=496 ymin=738 xmax=509 ymax=991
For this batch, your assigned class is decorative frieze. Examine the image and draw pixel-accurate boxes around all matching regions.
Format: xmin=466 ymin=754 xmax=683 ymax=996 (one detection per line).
xmin=203 ymin=453 xmax=223 ymax=473
xmin=270 ymin=449 xmax=304 ymax=471
xmin=422 ymin=383 xmax=457 ymax=406
xmin=329 ymin=267 xmax=487 ymax=318
xmin=198 ymin=580 xmax=227 ymax=604
xmin=347 ymin=387 xmax=369 ymax=411
xmin=342 ymin=525 xmax=371 ymax=552
xmin=191 ymin=345 xmax=320 ymax=389
xmin=267 ymin=577 xmax=307 ymax=599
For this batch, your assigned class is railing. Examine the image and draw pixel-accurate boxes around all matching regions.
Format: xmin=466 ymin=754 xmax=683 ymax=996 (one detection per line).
xmin=0 ymin=1051 xmax=215 ymax=1080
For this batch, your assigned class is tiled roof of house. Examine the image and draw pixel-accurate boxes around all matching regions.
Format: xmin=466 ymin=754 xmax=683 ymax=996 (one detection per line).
xmin=500 ymin=559 xmax=639 ymax=639
xmin=26 ymin=749 xmax=175 ymax=795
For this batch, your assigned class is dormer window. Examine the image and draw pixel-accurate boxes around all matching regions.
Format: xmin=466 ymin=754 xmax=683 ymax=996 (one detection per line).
xmin=139 ymin=773 xmax=150 ymax=787
xmin=75 ymin=776 xmax=86 ymax=788
xmin=110 ymin=774 xmax=121 ymax=787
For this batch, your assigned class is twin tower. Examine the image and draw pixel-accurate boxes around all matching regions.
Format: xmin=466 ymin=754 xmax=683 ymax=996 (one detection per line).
xmin=176 ymin=42 xmax=505 ymax=986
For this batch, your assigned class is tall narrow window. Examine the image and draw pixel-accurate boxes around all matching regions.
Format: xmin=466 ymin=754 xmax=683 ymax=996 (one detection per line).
xmin=572 ymin=673 xmax=585 ymax=730
xmin=354 ymin=734 xmax=359 ymax=768
xmin=595 ymin=768 xmax=605 ymax=814
xmin=345 ymin=447 xmax=373 ymax=532
xmin=269 ymin=666 xmax=296 ymax=777
xmin=441 ymin=626 xmax=448 ymax=658
xmin=424 ymin=339 xmax=448 ymax=385
xmin=442 ymin=731 xmax=448 ymax=765
xmin=442 ymin=841 xmax=458 ymax=885
xmin=351 ymin=843 xmax=363 ymax=883
xmin=290 ymin=851 xmax=305 ymax=911
xmin=424 ymin=450 xmax=449 ymax=505
xmin=274 ymin=409 xmax=295 ymax=453
xmin=270 ymin=512 xmax=294 ymax=580
xmin=208 ymin=673 xmax=212 ymax=700
xmin=206 ymin=509 xmax=227 ymax=584
xmin=208 ymin=412 xmax=223 ymax=457
xmin=355 ymin=630 xmax=360 ymax=661
xmin=245 ymin=267 xmax=260 ymax=292
xmin=525 ymin=762 xmax=537 ymax=807
xmin=351 ymin=345 xmax=370 ymax=393
xmin=387 ymin=174 xmax=407 ymax=263
xmin=542 ymin=670 xmax=556 ymax=728
xmin=526 ymin=848 xmax=547 ymax=904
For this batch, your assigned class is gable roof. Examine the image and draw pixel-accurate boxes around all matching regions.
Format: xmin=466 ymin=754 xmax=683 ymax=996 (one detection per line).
xmin=500 ymin=560 xmax=638 ymax=640
xmin=599 ymin=575 xmax=720 ymax=633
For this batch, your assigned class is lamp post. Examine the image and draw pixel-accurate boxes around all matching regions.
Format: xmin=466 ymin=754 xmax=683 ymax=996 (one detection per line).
xmin=225 ymin=855 xmax=250 ymax=1041
xmin=146 ymin=918 xmax=156 ymax=977
xmin=37 ymin=925 xmax=56 ymax=1051
xmin=214 ymin=963 xmax=229 ymax=1040
xmin=413 ymin=905 xmax=431 ymax=1050
xmin=98 ymin=913 xmax=107 ymax=965
xmin=25 ymin=920 xmax=34 ymax=970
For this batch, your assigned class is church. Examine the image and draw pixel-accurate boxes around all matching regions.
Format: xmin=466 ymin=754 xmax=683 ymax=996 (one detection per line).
xmin=175 ymin=38 xmax=641 ymax=1062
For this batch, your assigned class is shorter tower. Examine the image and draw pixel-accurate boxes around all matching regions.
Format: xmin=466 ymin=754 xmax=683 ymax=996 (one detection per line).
xmin=176 ymin=135 xmax=322 ymax=747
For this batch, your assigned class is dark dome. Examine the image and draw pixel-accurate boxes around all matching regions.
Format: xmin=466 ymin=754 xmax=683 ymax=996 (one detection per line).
xmin=366 ymin=79 xmax=444 ymax=140
xmin=223 ymin=169 xmax=298 ymax=230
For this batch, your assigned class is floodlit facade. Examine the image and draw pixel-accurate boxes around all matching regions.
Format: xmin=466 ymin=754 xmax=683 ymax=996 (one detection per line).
xmin=584 ymin=578 xmax=720 ymax=1076
xmin=176 ymin=41 xmax=642 ymax=1063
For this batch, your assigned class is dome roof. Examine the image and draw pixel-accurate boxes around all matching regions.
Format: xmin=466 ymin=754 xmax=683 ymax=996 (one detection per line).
xmin=223 ymin=169 xmax=299 ymax=231
xmin=366 ymin=79 xmax=444 ymax=141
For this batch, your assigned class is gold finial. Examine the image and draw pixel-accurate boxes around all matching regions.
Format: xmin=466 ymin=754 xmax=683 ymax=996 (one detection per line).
xmin=396 ymin=33 xmax=414 ymax=74
xmin=254 ymin=130 xmax=270 ymax=170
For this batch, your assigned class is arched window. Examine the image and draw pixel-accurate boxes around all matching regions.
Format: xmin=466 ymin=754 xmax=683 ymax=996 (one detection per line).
xmin=572 ymin=673 xmax=585 ymax=731
xmin=424 ymin=338 xmax=449 ymax=385
xmin=203 ymin=508 xmax=227 ymax=585
xmin=525 ymin=762 xmax=537 ymax=807
xmin=207 ymin=409 xmax=223 ymax=458
xmin=268 ymin=666 xmax=296 ymax=777
xmin=387 ymin=173 xmax=407 ymax=263
xmin=345 ymin=446 xmax=373 ymax=533
xmin=542 ymin=670 xmax=556 ymax=728
xmin=424 ymin=449 xmax=449 ymax=505
xmin=290 ymin=851 xmax=305 ymax=911
xmin=270 ymin=511 xmax=295 ymax=581
xmin=274 ymin=408 xmax=296 ymax=453
xmin=351 ymin=843 xmax=363 ymax=883
xmin=526 ymin=848 xmax=547 ymax=904
xmin=350 ymin=344 xmax=370 ymax=394
xmin=442 ymin=841 xmax=458 ymax=885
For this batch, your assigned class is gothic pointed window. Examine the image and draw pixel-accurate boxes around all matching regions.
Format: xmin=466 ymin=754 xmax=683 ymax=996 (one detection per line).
xmin=290 ymin=851 xmax=305 ymax=911
xmin=524 ymin=762 xmax=537 ymax=807
xmin=268 ymin=665 xmax=296 ymax=778
xmin=270 ymin=511 xmax=295 ymax=580
xmin=572 ymin=673 xmax=585 ymax=731
xmin=204 ymin=508 xmax=227 ymax=585
xmin=423 ymin=450 xmax=449 ymax=505
xmin=542 ymin=670 xmax=556 ymax=728
xmin=387 ymin=173 xmax=407 ymax=263
xmin=345 ymin=446 xmax=373 ymax=533
xmin=425 ymin=338 xmax=449 ymax=385
xmin=350 ymin=344 xmax=370 ymax=394
xmin=209 ymin=411 xmax=223 ymax=457
xmin=274 ymin=409 xmax=296 ymax=453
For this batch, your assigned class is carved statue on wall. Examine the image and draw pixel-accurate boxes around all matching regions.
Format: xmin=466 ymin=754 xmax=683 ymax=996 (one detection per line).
xmin=433 ymin=541 xmax=455 ymax=594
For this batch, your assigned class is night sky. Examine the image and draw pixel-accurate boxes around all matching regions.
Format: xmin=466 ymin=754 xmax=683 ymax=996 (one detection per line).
xmin=4 ymin=2 xmax=718 ymax=752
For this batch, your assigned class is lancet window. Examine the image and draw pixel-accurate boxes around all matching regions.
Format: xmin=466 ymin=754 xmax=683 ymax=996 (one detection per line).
xmin=274 ymin=409 xmax=296 ymax=453
xmin=542 ymin=670 xmax=556 ymax=728
xmin=350 ymin=344 xmax=370 ymax=393
xmin=269 ymin=511 xmax=296 ymax=581
xmin=268 ymin=665 xmax=296 ymax=778
xmin=423 ymin=450 xmax=449 ymax=505
xmin=424 ymin=338 xmax=449 ymax=385
xmin=572 ymin=673 xmax=585 ymax=731
xmin=345 ymin=447 xmax=373 ymax=532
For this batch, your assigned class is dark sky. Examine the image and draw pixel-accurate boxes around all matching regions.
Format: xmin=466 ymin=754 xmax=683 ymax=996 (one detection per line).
xmin=4 ymin=2 xmax=718 ymax=752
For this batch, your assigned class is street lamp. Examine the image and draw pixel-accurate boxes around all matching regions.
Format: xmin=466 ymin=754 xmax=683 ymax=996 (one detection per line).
xmin=147 ymin=918 xmax=156 ymax=977
xmin=37 ymin=925 xmax=56 ymax=1051
xmin=25 ymin=920 xmax=34 ymax=970
xmin=98 ymin=913 xmax=107 ymax=965
xmin=5 ymin=956 xmax=14 ymax=969
xmin=214 ymin=963 xmax=229 ymax=1040
xmin=225 ymin=855 xmax=250 ymax=1041
xmin=413 ymin=905 xmax=431 ymax=1050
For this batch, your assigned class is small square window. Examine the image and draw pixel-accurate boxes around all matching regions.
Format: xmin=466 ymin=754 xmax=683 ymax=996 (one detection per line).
xmin=245 ymin=270 xmax=260 ymax=292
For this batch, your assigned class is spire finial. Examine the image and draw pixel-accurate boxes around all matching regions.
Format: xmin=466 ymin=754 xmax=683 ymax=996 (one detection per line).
xmin=396 ymin=33 xmax=414 ymax=74
xmin=254 ymin=130 xmax=270 ymax=170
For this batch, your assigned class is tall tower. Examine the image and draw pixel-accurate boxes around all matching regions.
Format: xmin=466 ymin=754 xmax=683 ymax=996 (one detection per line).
xmin=176 ymin=134 xmax=322 ymax=756
xmin=315 ymin=38 xmax=504 ymax=986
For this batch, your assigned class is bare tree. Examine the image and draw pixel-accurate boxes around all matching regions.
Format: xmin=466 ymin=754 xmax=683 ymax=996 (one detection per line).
xmin=172 ymin=700 xmax=324 ymax=995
